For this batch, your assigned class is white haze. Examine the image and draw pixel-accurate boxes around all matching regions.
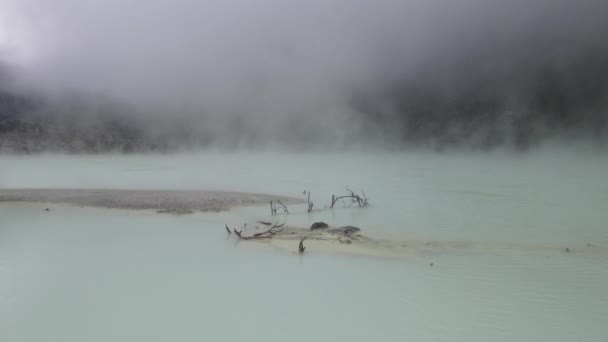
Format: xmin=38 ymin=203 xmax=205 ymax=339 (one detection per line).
xmin=0 ymin=0 xmax=607 ymax=107
xmin=2 ymin=0 xmax=607 ymax=138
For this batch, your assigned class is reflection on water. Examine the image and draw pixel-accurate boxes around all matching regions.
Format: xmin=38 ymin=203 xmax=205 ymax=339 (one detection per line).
xmin=1 ymin=150 xmax=608 ymax=341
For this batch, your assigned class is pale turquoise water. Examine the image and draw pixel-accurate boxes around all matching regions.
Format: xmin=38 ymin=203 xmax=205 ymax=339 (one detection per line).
xmin=1 ymin=149 xmax=608 ymax=341
xmin=2 ymin=149 xmax=608 ymax=243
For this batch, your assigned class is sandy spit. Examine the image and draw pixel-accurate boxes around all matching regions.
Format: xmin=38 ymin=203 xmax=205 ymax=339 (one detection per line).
xmin=0 ymin=188 xmax=303 ymax=213
xmin=232 ymin=225 xmax=608 ymax=258
xmin=3 ymin=190 xmax=604 ymax=259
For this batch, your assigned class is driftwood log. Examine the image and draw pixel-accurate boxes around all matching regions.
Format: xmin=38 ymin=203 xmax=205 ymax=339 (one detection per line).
xmin=226 ymin=223 xmax=285 ymax=240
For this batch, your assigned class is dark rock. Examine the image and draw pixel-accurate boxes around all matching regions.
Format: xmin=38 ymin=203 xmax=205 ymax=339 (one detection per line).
xmin=328 ymin=226 xmax=361 ymax=236
xmin=310 ymin=222 xmax=329 ymax=230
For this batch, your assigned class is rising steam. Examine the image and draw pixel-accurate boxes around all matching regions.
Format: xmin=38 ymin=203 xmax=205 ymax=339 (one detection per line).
xmin=1 ymin=0 xmax=607 ymax=152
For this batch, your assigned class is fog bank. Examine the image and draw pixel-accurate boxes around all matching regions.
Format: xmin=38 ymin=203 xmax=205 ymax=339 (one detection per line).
xmin=1 ymin=0 xmax=607 ymax=152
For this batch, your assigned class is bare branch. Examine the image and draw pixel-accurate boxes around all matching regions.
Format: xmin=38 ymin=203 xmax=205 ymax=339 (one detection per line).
xmin=270 ymin=200 xmax=288 ymax=215
xmin=276 ymin=200 xmax=289 ymax=214
xmin=330 ymin=186 xmax=370 ymax=208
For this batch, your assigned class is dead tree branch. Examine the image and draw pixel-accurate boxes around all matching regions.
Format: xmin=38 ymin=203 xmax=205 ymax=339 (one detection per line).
xmin=276 ymin=200 xmax=289 ymax=214
xmin=330 ymin=186 xmax=370 ymax=208
xmin=247 ymin=223 xmax=284 ymax=239
xmin=270 ymin=200 xmax=288 ymax=215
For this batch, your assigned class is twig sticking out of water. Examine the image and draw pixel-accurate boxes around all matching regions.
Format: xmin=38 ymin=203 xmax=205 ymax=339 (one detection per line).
xmin=307 ymin=191 xmax=314 ymax=213
xmin=299 ymin=237 xmax=306 ymax=254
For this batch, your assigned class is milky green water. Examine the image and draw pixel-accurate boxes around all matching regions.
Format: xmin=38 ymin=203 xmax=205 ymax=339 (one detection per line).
xmin=1 ymin=149 xmax=607 ymax=341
